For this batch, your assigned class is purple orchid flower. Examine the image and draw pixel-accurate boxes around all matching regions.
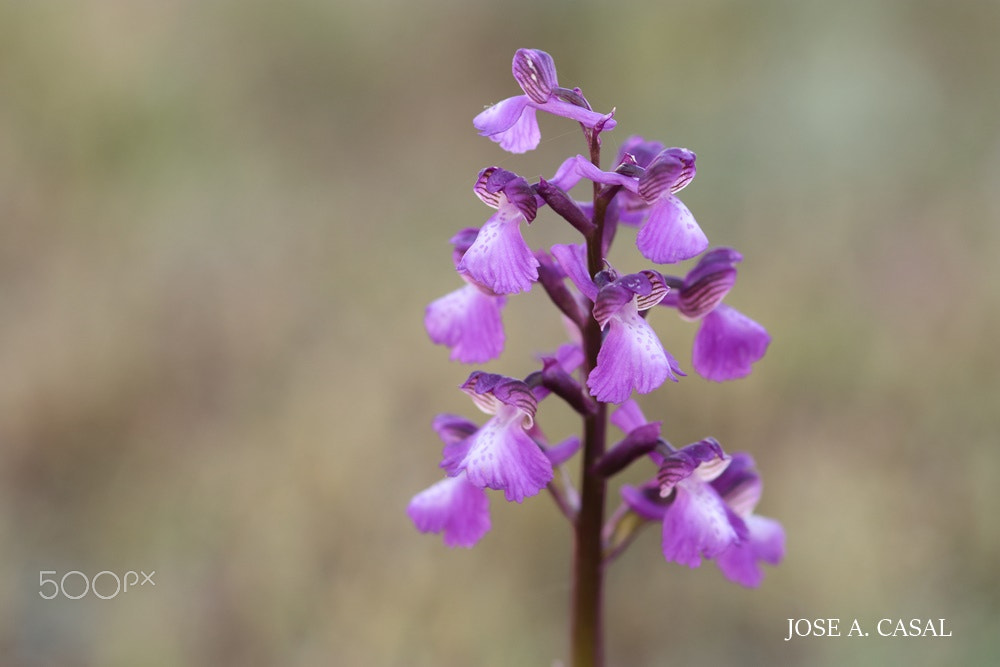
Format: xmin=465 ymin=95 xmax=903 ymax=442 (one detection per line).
xmin=660 ymin=248 xmax=771 ymax=381
xmin=415 ymin=48 xmax=783 ymax=646
xmin=589 ymin=269 xmax=683 ymax=403
xmin=550 ymin=243 xmax=684 ymax=404
xmin=425 ymin=228 xmax=507 ymax=363
xmin=407 ymin=415 xmax=492 ymax=548
xmin=615 ymin=405 xmax=783 ymax=586
xmin=442 ymin=371 xmax=554 ymax=502
xmin=457 ymin=167 xmax=541 ymax=295
xmin=474 ymin=49 xmax=616 ymax=154
xmin=548 ymin=140 xmax=707 ymax=264
xmin=621 ymin=439 xmax=747 ymax=569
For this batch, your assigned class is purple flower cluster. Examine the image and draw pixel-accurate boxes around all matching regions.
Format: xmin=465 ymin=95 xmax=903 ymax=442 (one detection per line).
xmin=612 ymin=400 xmax=784 ymax=587
xmin=409 ymin=48 xmax=782 ymax=587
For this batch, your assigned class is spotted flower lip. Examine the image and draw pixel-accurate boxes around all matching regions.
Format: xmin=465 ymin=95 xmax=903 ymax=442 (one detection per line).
xmin=446 ymin=372 xmax=554 ymax=503
xmin=548 ymin=243 xmax=684 ymax=404
xmin=588 ymin=271 xmax=683 ymax=404
xmin=458 ymin=168 xmax=541 ymax=295
xmin=473 ymin=49 xmax=617 ymax=154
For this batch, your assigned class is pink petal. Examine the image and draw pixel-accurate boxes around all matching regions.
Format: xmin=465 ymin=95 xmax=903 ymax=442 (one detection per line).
xmin=458 ymin=207 xmax=539 ymax=295
xmin=587 ymin=304 xmax=679 ymax=404
xmin=661 ymin=479 xmax=744 ymax=568
xmin=692 ymin=304 xmax=771 ymax=381
xmin=407 ymin=474 xmax=491 ymax=548
xmin=715 ymin=514 xmax=785 ymax=587
xmin=425 ymin=285 xmax=505 ymax=363
xmin=636 ymin=195 xmax=708 ymax=264
xmin=458 ymin=411 xmax=553 ymax=503
xmin=473 ymin=96 xmax=540 ymax=153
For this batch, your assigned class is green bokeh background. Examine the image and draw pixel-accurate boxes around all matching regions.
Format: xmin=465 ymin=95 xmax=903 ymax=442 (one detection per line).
xmin=2 ymin=1 xmax=998 ymax=665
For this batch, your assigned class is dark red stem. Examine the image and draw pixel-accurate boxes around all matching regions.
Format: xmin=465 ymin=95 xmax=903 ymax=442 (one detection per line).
xmin=570 ymin=130 xmax=609 ymax=667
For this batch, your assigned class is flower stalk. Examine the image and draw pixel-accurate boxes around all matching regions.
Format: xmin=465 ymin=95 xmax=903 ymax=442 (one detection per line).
xmin=569 ymin=136 xmax=613 ymax=666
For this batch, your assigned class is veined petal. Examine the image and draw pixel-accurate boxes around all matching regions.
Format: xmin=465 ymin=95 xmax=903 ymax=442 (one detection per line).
xmin=460 ymin=372 xmax=537 ymax=424
xmin=638 ymin=148 xmax=697 ymax=201
xmin=425 ymin=285 xmax=506 ymax=364
xmin=661 ymin=479 xmax=746 ymax=568
xmin=684 ymin=247 xmax=743 ymax=285
xmin=592 ymin=284 xmax=634 ymax=328
xmin=458 ymin=414 xmax=554 ymax=502
xmin=665 ymin=148 xmax=697 ymax=193
xmin=636 ymin=195 xmax=708 ymax=264
xmin=473 ymin=167 xmax=520 ymax=208
xmin=587 ymin=304 xmax=681 ymax=404
xmin=633 ymin=270 xmax=669 ymax=312
xmin=458 ymin=207 xmax=539 ymax=294
xmin=677 ymin=247 xmax=742 ymax=320
xmin=638 ymin=152 xmax=686 ymax=202
xmin=407 ymin=474 xmax=491 ymax=548
xmin=692 ymin=304 xmax=771 ymax=381
xmin=657 ymin=438 xmax=729 ymax=496
xmin=678 ymin=268 xmax=737 ymax=321
xmin=715 ymin=514 xmax=785 ymax=587
xmin=512 ymin=48 xmax=558 ymax=103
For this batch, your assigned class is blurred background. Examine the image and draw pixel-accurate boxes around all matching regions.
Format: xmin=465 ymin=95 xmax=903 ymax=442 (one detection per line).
xmin=2 ymin=0 xmax=998 ymax=665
